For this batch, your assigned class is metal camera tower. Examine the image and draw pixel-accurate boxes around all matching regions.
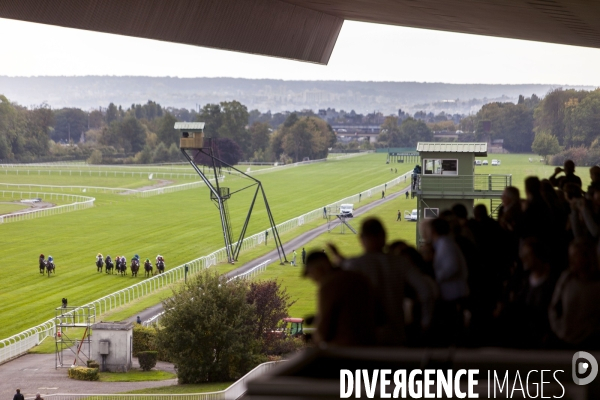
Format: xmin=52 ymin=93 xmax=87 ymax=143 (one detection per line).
xmin=176 ymin=122 xmax=287 ymax=264
xmin=54 ymin=305 xmax=95 ymax=369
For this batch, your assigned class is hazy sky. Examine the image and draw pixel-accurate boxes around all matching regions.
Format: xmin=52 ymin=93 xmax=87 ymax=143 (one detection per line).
xmin=1 ymin=17 xmax=600 ymax=86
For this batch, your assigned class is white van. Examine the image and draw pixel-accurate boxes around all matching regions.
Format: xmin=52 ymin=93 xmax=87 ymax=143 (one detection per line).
xmin=340 ymin=204 xmax=354 ymax=218
xmin=411 ymin=209 xmax=418 ymax=221
xmin=491 ymin=159 xmax=499 ymax=166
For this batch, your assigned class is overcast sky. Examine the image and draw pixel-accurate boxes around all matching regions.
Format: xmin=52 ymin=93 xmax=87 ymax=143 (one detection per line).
xmin=1 ymin=17 xmax=600 ymax=86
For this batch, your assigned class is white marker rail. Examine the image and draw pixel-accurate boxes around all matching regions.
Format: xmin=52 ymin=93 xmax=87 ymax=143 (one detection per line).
xmin=0 ymin=191 xmax=95 ymax=224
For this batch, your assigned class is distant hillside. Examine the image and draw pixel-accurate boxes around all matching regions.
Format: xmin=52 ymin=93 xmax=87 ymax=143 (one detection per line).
xmin=0 ymin=76 xmax=595 ymax=115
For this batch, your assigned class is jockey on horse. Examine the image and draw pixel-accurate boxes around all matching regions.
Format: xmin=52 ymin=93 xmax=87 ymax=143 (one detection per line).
xmin=39 ymin=254 xmax=46 ymax=274
xmin=156 ymin=254 xmax=165 ymax=274
xmin=96 ymin=253 xmax=104 ymax=272
xmin=144 ymin=258 xmax=153 ymax=277
xmin=130 ymin=254 xmax=140 ymax=277
xmin=105 ymin=254 xmax=114 ymax=274
xmin=46 ymin=255 xmax=55 ymax=276
xmin=119 ymin=255 xmax=127 ymax=275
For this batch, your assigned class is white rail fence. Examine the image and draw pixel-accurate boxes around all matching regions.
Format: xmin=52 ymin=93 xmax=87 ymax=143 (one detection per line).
xmin=22 ymin=361 xmax=283 ymax=400
xmin=0 ymin=170 xmax=412 ymax=365
xmin=0 ymin=167 xmax=218 ymax=181
xmin=0 ymin=191 xmax=95 ymax=224
xmin=226 ymin=259 xmax=271 ymax=283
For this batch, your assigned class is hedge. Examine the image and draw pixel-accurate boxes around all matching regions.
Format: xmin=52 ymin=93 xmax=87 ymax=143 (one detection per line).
xmin=86 ymin=360 xmax=100 ymax=369
xmin=68 ymin=366 xmax=99 ymax=381
xmin=138 ymin=351 xmax=158 ymax=371
xmin=133 ymin=325 xmax=157 ymax=356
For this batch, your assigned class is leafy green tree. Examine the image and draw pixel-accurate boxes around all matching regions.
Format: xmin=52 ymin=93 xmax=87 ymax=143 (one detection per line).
xmin=218 ymin=101 xmax=250 ymax=156
xmin=534 ymin=88 xmax=588 ymax=146
xmin=158 ymin=269 xmax=263 ymax=383
xmin=100 ymin=116 xmax=146 ymax=153
xmin=276 ymin=115 xmax=334 ymax=162
xmin=53 ymin=108 xmax=87 ymax=142
xmin=400 ymin=117 xmax=433 ymax=146
xmin=249 ymin=122 xmax=271 ymax=154
xmin=106 ymin=103 xmax=119 ymax=124
xmin=563 ymin=90 xmax=600 ymax=148
xmin=156 ymin=113 xmax=179 ymax=147
xmin=87 ymin=149 xmax=103 ymax=164
xmin=197 ymin=103 xmax=222 ymax=136
xmin=532 ymin=131 xmax=561 ymax=159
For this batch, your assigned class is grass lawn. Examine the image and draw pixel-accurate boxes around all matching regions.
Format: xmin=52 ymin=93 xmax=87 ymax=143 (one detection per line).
xmin=99 ymin=369 xmax=176 ymax=382
xmin=0 ymin=154 xmax=410 ymax=339
xmin=123 ymin=382 xmax=232 ymax=394
xmin=0 ymin=202 xmax=29 ymax=214
xmin=474 ymin=153 xmax=591 ymax=192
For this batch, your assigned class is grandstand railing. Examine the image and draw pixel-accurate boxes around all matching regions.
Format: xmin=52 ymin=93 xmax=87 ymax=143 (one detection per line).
xmin=0 ymin=191 xmax=95 ymax=224
xmin=22 ymin=360 xmax=282 ymax=400
xmin=0 ymin=169 xmax=411 ymax=365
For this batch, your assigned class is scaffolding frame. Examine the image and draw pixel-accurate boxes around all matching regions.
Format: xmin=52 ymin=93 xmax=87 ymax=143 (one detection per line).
xmin=55 ymin=305 xmax=95 ymax=369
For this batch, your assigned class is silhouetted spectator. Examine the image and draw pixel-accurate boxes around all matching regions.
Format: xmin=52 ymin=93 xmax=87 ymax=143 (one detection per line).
xmin=588 ymin=165 xmax=600 ymax=194
xmin=329 ymin=218 xmax=436 ymax=345
xmin=498 ymin=186 xmax=523 ymax=234
xmin=13 ymin=389 xmax=24 ymax=400
xmin=549 ymin=159 xmax=582 ymax=189
xmin=428 ymin=217 xmax=469 ymax=345
xmin=521 ymin=176 xmax=553 ymax=241
xmin=500 ymin=238 xmax=557 ymax=348
xmin=303 ymin=251 xmax=376 ymax=346
xmin=549 ymin=239 xmax=600 ymax=348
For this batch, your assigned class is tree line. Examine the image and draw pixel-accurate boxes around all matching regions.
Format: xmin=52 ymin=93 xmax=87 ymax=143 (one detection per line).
xmin=0 ymin=95 xmax=336 ymax=164
xmin=3 ymin=88 xmax=599 ymax=164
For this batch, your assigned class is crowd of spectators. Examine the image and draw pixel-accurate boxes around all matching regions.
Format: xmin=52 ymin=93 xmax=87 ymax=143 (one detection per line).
xmin=304 ymin=159 xmax=600 ymax=350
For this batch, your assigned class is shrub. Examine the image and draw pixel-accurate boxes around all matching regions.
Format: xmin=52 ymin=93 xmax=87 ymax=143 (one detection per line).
xmin=68 ymin=366 xmax=99 ymax=381
xmin=86 ymin=360 xmax=100 ymax=369
xmin=138 ymin=351 xmax=158 ymax=371
xmin=133 ymin=325 xmax=157 ymax=356
xmin=87 ymin=149 xmax=103 ymax=164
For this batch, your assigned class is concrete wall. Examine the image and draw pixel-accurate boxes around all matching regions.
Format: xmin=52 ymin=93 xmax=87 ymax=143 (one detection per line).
xmin=90 ymin=322 xmax=133 ymax=372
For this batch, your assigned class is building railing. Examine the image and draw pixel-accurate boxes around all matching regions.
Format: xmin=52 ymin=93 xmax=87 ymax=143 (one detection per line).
xmin=416 ymin=174 xmax=512 ymax=193
xmin=0 ymin=169 xmax=412 ymax=365
xmin=22 ymin=361 xmax=283 ymax=400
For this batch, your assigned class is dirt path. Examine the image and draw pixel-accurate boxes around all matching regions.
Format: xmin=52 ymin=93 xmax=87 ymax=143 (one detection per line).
xmin=0 ymin=200 xmax=56 ymax=216
xmin=120 ymin=179 xmax=175 ymax=194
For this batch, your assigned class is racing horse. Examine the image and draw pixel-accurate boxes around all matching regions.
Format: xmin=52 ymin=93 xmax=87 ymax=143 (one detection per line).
xmin=39 ymin=256 xmax=46 ymax=274
xmin=105 ymin=257 xmax=114 ymax=274
xmin=116 ymin=257 xmax=127 ymax=276
xmin=156 ymin=259 xmax=165 ymax=274
xmin=144 ymin=260 xmax=153 ymax=277
xmin=46 ymin=260 xmax=55 ymax=277
xmin=96 ymin=257 xmax=104 ymax=273
xmin=130 ymin=258 xmax=140 ymax=277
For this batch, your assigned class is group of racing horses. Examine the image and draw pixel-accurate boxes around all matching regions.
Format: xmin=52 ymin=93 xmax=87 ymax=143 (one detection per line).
xmin=95 ymin=254 xmax=166 ymax=277
xmin=38 ymin=254 xmax=55 ymax=277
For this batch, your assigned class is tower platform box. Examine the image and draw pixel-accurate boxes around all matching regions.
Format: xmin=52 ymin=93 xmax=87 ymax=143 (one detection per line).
xmin=176 ymin=122 xmax=205 ymax=149
xmin=180 ymin=133 xmax=204 ymax=149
